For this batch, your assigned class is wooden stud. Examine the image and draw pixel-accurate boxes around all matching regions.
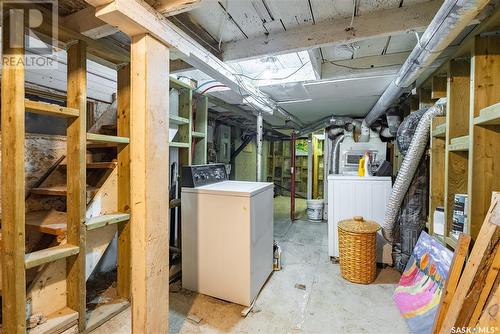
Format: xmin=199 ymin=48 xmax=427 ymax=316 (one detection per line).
xmin=66 ymin=40 xmax=88 ymax=332
xmin=432 ymin=233 xmax=471 ymax=333
xmin=429 ymin=116 xmax=446 ymax=236
xmin=312 ymin=135 xmax=319 ymax=199
xmin=1 ymin=9 xmax=27 ymax=333
xmin=117 ymin=63 xmax=131 ymax=299
xmin=469 ymin=35 xmax=500 ymax=240
xmin=193 ymin=95 xmax=208 ymax=164
xmin=130 ymin=34 xmax=170 ymax=333
xmin=178 ymin=88 xmax=193 ymax=166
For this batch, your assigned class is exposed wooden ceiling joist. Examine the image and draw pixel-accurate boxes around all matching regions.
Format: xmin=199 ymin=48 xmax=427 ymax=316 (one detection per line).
xmin=221 ymin=0 xmax=443 ymax=62
xmin=147 ymin=0 xmax=204 ymax=16
xmin=89 ymin=0 xmax=304 ymax=127
xmin=61 ymin=6 xmax=118 ymax=39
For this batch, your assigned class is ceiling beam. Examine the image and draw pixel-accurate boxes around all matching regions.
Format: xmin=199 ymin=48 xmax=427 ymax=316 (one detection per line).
xmin=170 ymin=58 xmax=193 ymax=73
xmin=89 ymin=0 xmax=304 ymax=127
xmin=88 ymin=0 xmax=203 ymax=16
xmin=222 ymin=0 xmax=443 ymax=62
xmin=61 ymin=7 xmax=118 ymax=39
xmin=148 ymin=0 xmax=204 ymax=16
xmin=308 ymin=49 xmax=322 ymax=80
xmin=321 ymin=52 xmax=410 ymax=79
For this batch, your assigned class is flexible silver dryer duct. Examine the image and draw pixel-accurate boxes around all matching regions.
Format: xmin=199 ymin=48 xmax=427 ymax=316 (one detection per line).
xmin=362 ymin=0 xmax=491 ymax=131
xmin=382 ymin=98 xmax=447 ymax=241
xmin=331 ymin=135 xmax=345 ymax=175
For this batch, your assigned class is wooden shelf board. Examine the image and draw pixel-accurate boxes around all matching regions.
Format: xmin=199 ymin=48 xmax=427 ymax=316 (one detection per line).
xmin=192 ymin=131 xmax=206 ymax=138
xmin=433 ymin=124 xmax=446 ymax=138
xmin=86 ymin=213 xmax=130 ymax=231
xmin=25 ymin=210 xmax=67 ymax=236
xmin=448 ymin=135 xmax=469 ymax=152
xmin=87 ymin=143 xmax=119 ymax=149
xmin=25 ymin=244 xmax=80 ymax=269
xmin=474 ymin=102 xmax=500 ymax=126
xmin=31 ymin=185 xmax=98 ymax=197
xmin=85 ymin=299 xmax=130 ymax=333
xmin=170 ymin=77 xmax=193 ymax=90
xmin=86 ymin=133 xmax=130 ymax=144
xmin=169 ymin=115 xmax=190 ymax=125
xmin=28 ymin=307 xmax=78 ymax=334
xmin=60 ymin=161 xmax=117 ymax=169
xmin=445 ymin=236 xmax=458 ymax=250
xmin=170 ymin=141 xmax=190 ymax=148
xmin=25 ymin=99 xmax=79 ymax=118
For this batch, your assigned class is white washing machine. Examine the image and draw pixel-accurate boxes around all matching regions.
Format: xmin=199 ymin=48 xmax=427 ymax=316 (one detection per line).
xmin=181 ymin=164 xmax=273 ymax=306
xmin=328 ymin=175 xmax=393 ymax=264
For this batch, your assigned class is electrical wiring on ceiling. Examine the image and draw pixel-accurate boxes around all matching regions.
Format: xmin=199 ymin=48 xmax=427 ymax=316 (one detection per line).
xmin=232 ymin=61 xmax=311 ymax=81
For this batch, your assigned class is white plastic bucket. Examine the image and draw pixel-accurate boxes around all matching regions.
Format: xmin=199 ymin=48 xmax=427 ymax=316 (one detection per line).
xmin=307 ymin=199 xmax=324 ymax=221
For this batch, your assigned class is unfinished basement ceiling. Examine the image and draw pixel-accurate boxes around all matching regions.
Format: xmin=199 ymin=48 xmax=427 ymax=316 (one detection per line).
xmin=182 ymin=0 xmax=431 ymax=45
xmin=169 ymin=0 xmax=439 ymax=126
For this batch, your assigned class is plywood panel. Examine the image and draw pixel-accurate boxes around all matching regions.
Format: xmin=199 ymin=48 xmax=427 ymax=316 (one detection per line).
xmin=448 ymin=60 xmax=470 ymax=139
xmin=469 ymin=35 xmax=500 ymax=240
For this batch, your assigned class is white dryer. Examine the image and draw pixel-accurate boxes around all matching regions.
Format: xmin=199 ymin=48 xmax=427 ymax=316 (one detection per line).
xmin=181 ymin=164 xmax=273 ymax=306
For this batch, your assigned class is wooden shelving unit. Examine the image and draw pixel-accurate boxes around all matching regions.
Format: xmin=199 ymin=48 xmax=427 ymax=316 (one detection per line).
xmin=169 ymin=79 xmax=208 ymax=165
xmin=428 ymin=34 xmax=500 ymax=247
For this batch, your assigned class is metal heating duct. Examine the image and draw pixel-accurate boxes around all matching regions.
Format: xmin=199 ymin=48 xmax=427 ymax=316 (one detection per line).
xmin=382 ymin=99 xmax=447 ymax=241
xmin=361 ymin=0 xmax=491 ymax=133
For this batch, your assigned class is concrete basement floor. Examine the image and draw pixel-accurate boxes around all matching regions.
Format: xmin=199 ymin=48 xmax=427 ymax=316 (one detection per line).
xmin=91 ymin=196 xmax=409 ymax=334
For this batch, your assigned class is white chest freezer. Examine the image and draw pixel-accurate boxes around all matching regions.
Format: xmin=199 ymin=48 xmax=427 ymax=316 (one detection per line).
xmin=181 ymin=180 xmax=274 ymax=306
xmin=327 ymin=175 xmax=393 ymax=264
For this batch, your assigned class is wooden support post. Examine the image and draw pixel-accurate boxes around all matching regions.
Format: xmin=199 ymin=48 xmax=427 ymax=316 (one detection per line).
xmin=312 ymin=135 xmax=319 ymax=199
xmin=1 ymin=10 xmax=27 ymax=333
xmin=130 ymin=34 xmax=170 ymax=333
xmin=66 ymin=40 xmax=87 ymax=331
xmin=117 ymin=64 xmax=131 ymax=299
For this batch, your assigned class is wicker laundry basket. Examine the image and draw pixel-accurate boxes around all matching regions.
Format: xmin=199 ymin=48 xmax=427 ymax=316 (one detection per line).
xmin=338 ymin=216 xmax=380 ymax=284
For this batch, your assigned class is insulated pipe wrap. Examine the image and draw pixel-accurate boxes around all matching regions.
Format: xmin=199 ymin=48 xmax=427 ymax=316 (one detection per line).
xmin=363 ymin=0 xmax=490 ymax=127
xmin=382 ymin=99 xmax=447 ymax=241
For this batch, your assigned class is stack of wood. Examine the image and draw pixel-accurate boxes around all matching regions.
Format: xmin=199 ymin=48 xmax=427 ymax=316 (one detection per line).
xmin=433 ymin=192 xmax=500 ymax=333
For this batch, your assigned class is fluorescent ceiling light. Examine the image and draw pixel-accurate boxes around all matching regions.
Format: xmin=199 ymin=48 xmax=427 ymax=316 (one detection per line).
xmin=303 ymin=74 xmax=395 ymax=87
xmin=277 ymin=98 xmax=312 ymax=104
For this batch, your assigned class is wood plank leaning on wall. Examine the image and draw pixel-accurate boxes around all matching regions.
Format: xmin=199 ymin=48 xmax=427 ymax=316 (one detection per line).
xmin=1 ymin=8 xmax=27 ymax=334
xmin=130 ymin=33 xmax=170 ymax=333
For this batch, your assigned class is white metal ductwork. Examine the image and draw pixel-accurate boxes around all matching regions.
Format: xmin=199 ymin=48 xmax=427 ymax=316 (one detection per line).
xmin=382 ymin=99 xmax=447 ymax=241
xmin=361 ymin=0 xmax=492 ymax=132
